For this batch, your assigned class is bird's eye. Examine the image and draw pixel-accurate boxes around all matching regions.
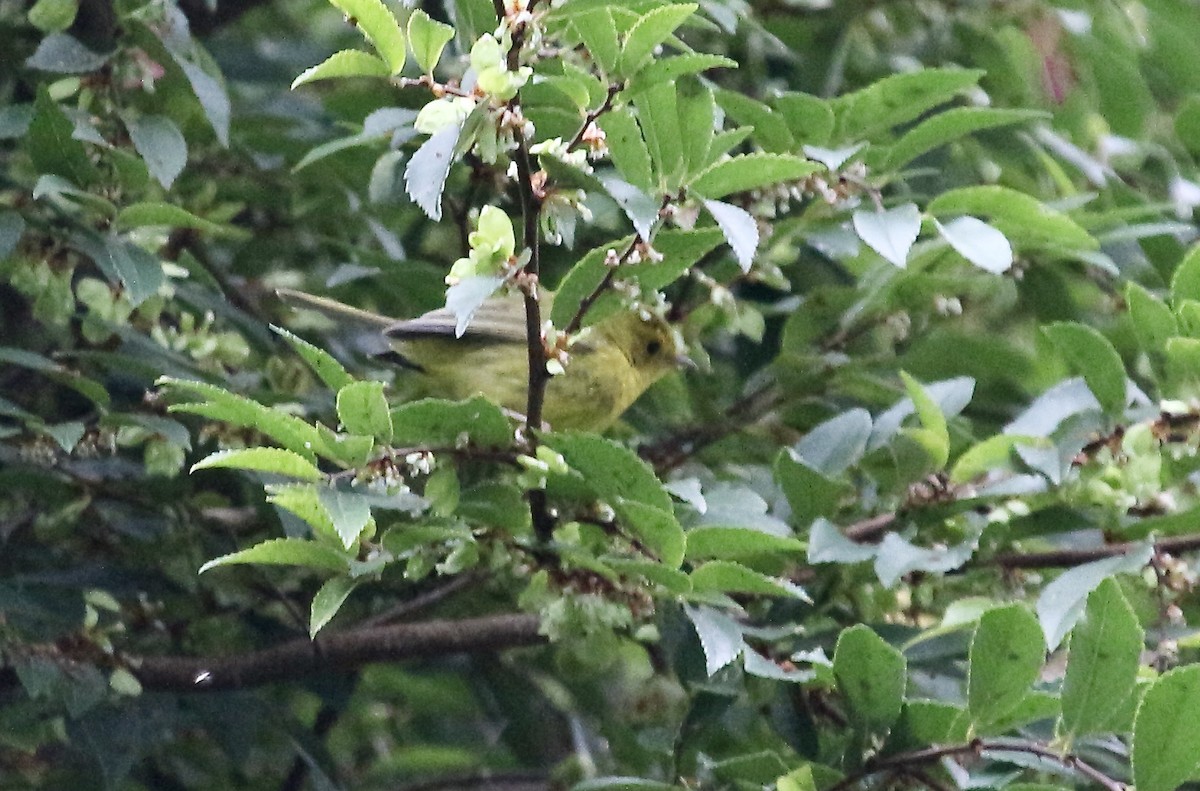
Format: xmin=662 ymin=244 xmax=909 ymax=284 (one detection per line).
xmin=645 ymin=339 xmax=662 ymax=357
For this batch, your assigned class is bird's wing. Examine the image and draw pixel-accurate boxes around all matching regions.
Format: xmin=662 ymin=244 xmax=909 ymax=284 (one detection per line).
xmin=385 ymin=292 xmax=549 ymax=344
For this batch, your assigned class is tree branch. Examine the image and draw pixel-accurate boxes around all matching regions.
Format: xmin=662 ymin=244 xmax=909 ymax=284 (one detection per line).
xmin=990 ymin=532 xmax=1200 ymax=570
xmin=121 ymin=613 xmax=543 ymax=692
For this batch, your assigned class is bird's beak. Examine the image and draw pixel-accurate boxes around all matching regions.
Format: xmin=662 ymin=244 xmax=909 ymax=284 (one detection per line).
xmin=675 ymin=352 xmax=698 ymax=370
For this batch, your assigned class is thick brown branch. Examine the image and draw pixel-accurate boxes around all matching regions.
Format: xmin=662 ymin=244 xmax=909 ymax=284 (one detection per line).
xmin=991 ymin=532 xmax=1200 ymax=570
xmin=125 ymin=613 xmax=543 ymax=692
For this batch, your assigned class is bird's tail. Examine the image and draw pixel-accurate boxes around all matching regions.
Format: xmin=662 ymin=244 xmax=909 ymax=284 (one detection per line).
xmin=275 ymin=288 xmax=394 ymax=330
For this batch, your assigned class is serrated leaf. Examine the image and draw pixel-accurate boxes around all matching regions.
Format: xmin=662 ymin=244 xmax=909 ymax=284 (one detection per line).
xmin=599 ymin=108 xmax=653 ymax=192
xmin=967 ymin=604 xmax=1046 ymax=727
xmin=692 ymin=153 xmax=819 ymax=199
xmin=28 ymin=87 xmax=96 ymax=185
xmin=703 ymin=199 xmax=758 ymax=272
xmin=407 ymin=9 xmax=454 ymax=73
xmin=1062 ymin=578 xmax=1143 ymax=738
xmin=116 ymin=202 xmax=247 ymax=239
xmin=292 ymin=49 xmax=390 ymax=89
xmin=618 ymin=3 xmax=697 ymax=76
xmin=614 ymin=500 xmax=685 ymax=568
xmin=853 ymin=203 xmax=921 ymax=268
xmin=336 ymin=380 xmax=392 ymax=442
xmin=1133 ymin=666 xmax=1200 ymax=791
xmin=444 ymin=276 xmax=506 ymax=338
xmin=390 ymin=396 xmax=513 ymax=447
xmin=684 ymin=526 xmax=805 ymax=561
xmin=405 ymin=122 xmax=460 ymax=221
xmin=1170 ymin=243 xmax=1200 ymax=305
xmin=928 ymin=185 xmax=1097 ymax=252
xmin=637 ymin=80 xmax=683 ymax=188
xmin=272 ymin=325 xmax=354 ymax=392
xmin=886 ymin=107 xmax=1046 ymax=169
xmin=159 ymin=377 xmax=327 ymax=463
xmin=936 ymin=216 xmax=1013 ymax=274
xmin=122 ymin=114 xmax=186 ymax=189
xmin=685 ymin=605 xmax=744 ymax=675
xmin=900 ymin=371 xmax=949 ymax=469
xmin=199 ymin=537 xmax=351 ymax=573
xmin=1042 ymin=322 xmax=1127 ymax=417
xmin=573 ymin=9 xmax=620 ymax=76
xmin=690 ymin=561 xmax=808 ymax=600
xmin=773 ymin=91 xmax=834 ymax=146
xmin=191 ymin=448 xmax=324 ymax=481
xmin=598 ymin=174 xmax=658 ymax=240
xmin=329 ymin=0 xmax=406 ymax=73
xmin=832 ymin=68 xmax=983 ymax=141
xmin=834 ymin=625 xmax=906 ymax=733
xmin=545 ymin=431 xmax=672 ymax=512
xmin=318 ymin=488 xmax=373 ymax=549
xmin=310 ymin=576 xmax=358 ymax=637
xmin=1036 ymin=542 xmax=1153 ymax=651
xmin=628 ymin=53 xmax=736 ymax=95
xmin=1126 ymin=282 xmax=1177 ymax=356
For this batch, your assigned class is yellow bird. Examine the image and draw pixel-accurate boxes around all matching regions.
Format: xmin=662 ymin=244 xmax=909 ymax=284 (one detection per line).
xmin=277 ymin=288 xmax=686 ymax=432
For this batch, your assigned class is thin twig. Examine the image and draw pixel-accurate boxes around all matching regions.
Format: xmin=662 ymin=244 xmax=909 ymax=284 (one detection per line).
xmin=357 ymin=572 xmax=481 ymax=629
xmin=566 ymin=82 xmax=622 ymax=152
xmin=640 ymin=382 xmax=780 ymax=473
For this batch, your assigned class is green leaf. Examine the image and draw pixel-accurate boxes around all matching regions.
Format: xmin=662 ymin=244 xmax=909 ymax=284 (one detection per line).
xmin=1170 ymin=243 xmax=1200 ymax=305
xmin=1036 ymin=542 xmax=1152 ymax=651
xmin=336 ymin=381 xmax=392 ymax=442
xmin=935 ymin=216 xmax=1013 ymax=274
xmin=603 ymin=558 xmax=690 ymax=594
xmin=28 ymin=0 xmax=78 ymax=33
xmin=573 ymin=9 xmax=620 ymax=76
xmin=159 ymin=377 xmax=327 ymax=463
xmin=618 ymin=3 xmax=697 ymax=76
xmin=833 ymin=625 xmax=906 ymax=733
xmin=675 ymin=78 xmax=717 ymax=177
xmin=310 ymin=576 xmax=358 ymax=637
xmin=832 ymin=68 xmax=984 ymax=141
xmin=928 ymin=185 xmax=1097 ymax=252
xmin=1061 ymin=578 xmax=1143 ymax=738
xmin=573 ymin=779 xmax=681 ymax=791
xmin=1133 ymin=665 xmax=1200 ymax=791
xmin=156 ymin=27 xmax=231 ymax=147
xmin=1042 ymin=322 xmax=1127 ymax=417
xmin=272 ymin=325 xmax=355 ymax=392
xmin=599 ymin=108 xmax=653 ymax=192
xmin=69 ymin=230 xmax=164 ymax=307
xmin=852 ymin=203 xmax=921 ymax=269
xmin=614 ymin=500 xmax=685 ymax=568
xmin=684 ymin=605 xmax=744 ymax=675
xmin=199 ymin=537 xmax=351 ymax=574
xmin=684 ymin=526 xmax=805 ymax=561
xmin=122 ymin=114 xmax=186 ymax=189
xmin=0 ymin=347 xmax=109 ymax=407
xmin=329 ymin=0 xmax=406 ymax=73
xmin=967 ymin=604 xmax=1046 ymax=727
xmin=774 ymin=451 xmax=849 ymax=526
xmin=690 ymin=561 xmax=808 ymax=600
xmin=116 ymin=202 xmax=248 ymax=239
xmin=544 ymin=431 xmax=671 ymax=512
xmin=28 ymin=87 xmax=96 ymax=185
xmin=1126 ymin=281 xmax=1178 ymax=356
xmin=715 ymin=89 xmax=795 ymax=153
xmin=191 ymin=448 xmax=325 ymax=481
xmin=41 ymin=421 xmax=85 ymax=453
xmin=292 ymin=49 xmax=390 ymax=89
xmin=950 ymin=434 xmax=1044 ymax=484
xmin=899 ymin=371 xmax=949 ymax=469
xmin=318 ymin=488 xmax=374 ymax=549
xmin=628 ymin=54 xmax=737 ymax=97
xmin=793 ymin=408 xmax=872 ymax=475
xmin=458 ymin=482 xmax=531 ymax=535
xmin=885 ymin=107 xmax=1046 ymax=169
xmin=691 ymin=153 xmax=819 ymax=199
xmin=390 ymin=396 xmax=512 ymax=447
xmin=773 ymin=91 xmax=834 ymax=147
xmin=637 ymin=81 xmax=683 ymax=188
xmin=408 ymin=10 xmax=454 ymax=73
